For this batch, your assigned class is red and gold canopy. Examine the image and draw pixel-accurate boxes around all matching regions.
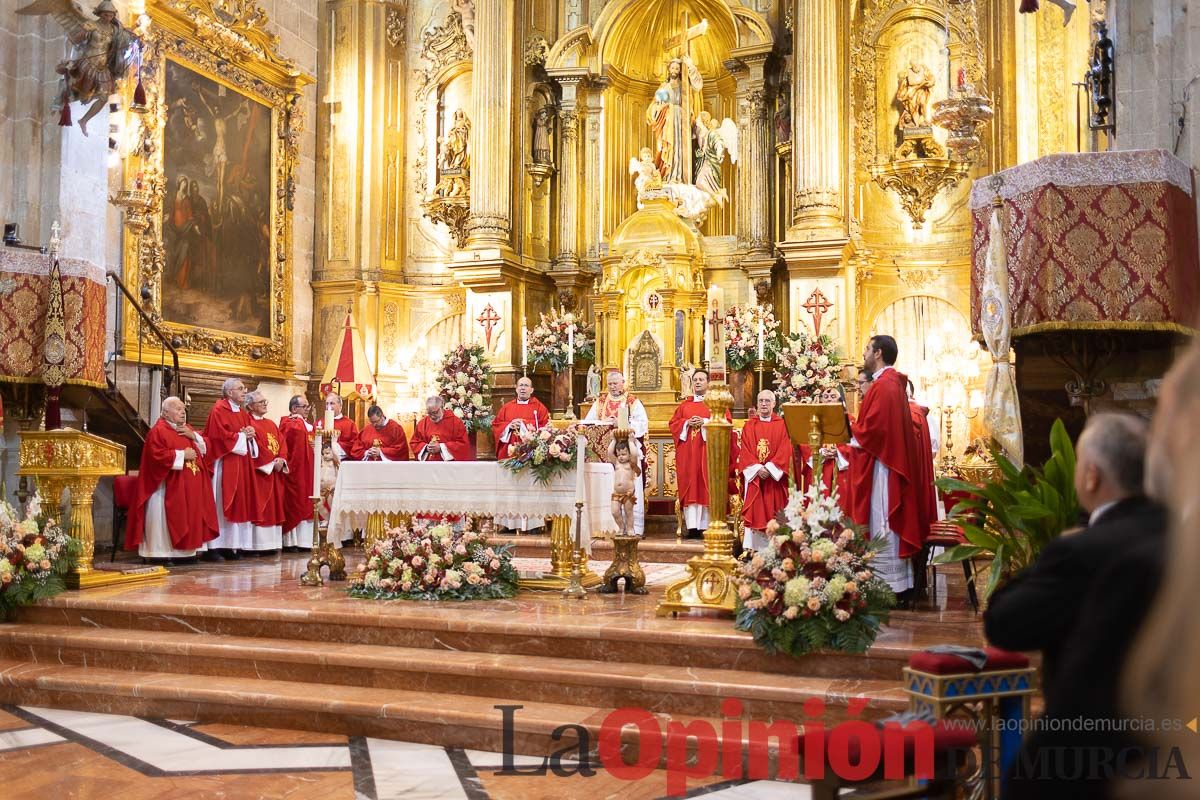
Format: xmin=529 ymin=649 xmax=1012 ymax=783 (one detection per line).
xmin=319 ymin=311 xmax=375 ymax=400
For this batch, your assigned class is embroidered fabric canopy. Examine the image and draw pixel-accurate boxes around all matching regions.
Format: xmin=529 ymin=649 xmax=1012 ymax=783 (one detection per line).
xmin=319 ymin=310 xmax=376 ymax=400
xmin=0 ymin=249 xmax=106 ymax=388
xmin=969 ymin=149 xmax=1200 ymax=337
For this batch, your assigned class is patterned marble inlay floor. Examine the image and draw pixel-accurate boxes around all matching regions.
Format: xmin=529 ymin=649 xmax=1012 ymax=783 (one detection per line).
xmin=0 ymin=706 xmax=823 ymax=799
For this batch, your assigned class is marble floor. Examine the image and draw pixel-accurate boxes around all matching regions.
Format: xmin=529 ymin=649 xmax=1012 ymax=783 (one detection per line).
xmin=0 ymin=705 xmax=820 ymax=799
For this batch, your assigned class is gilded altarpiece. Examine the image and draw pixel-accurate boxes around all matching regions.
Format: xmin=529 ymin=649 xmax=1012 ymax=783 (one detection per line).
xmin=120 ymin=0 xmax=312 ymax=378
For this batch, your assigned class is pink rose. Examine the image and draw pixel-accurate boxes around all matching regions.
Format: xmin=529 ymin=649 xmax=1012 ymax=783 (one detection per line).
xmin=806 ymin=597 xmax=822 ymax=611
xmin=765 ymin=520 xmax=780 ymax=535
xmin=784 ymin=606 xmax=800 ymax=620
xmin=490 ymin=559 xmax=501 ymax=570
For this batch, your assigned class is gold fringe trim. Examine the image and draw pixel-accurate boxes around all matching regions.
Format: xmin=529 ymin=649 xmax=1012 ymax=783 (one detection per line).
xmin=1012 ymin=320 xmax=1196 ymax=338
xmin=0 ymin=375 xmax=106 ymax=389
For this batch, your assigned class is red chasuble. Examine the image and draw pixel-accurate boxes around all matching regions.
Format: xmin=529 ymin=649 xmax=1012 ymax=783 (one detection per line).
xmin=352 ymin=419 xmax=411 ymax=461
xmin=126 ymin=418 xmax=218 ymax=551
xmin=249 ymin=415 xmax=288 ymax=526
xmin=331 ymin=415 xmax=359 ymax=459
xmin=411 ymin=413 xmax=474 ymax=461
xmin=669 ymin=398 xmax=732 ymax=509
xmin=203 ymin=398 xmax=258 ymax=523
xmin=737 ymin=415 xmax=792 ymax=531
xmin=492 ymin=398 xmax=551 ymax=459
xmin=278 ymin=415 xmax=314 ymax=533
xmin=850 ymin=368 xmax=924 ymax=557
xmin=910 ymin=401 xmax=938 ymax=539
xmin=793 ymin=443 xmax=855 ymax=518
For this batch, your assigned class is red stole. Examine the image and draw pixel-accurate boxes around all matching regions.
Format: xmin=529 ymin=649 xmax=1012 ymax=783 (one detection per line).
xmin=278 ymin=415 xmax=314 ymax=533
xmin=203 ymin=398 xmax=258 ymax=523
xmin=737 ymin=415 xmax=792 ymax=531
xmin=412 ymin=413 xmax=474 ymax=461
xmin=492 ymin=398 xmax=550 ymax=459
xmin=669 ymin=397 xmax=731 ymax=508
xmin=910 ymin=401 xmax=938 ymax=541
xmin=352 ymin=419 xmax=411 ymax=461
xmin=250 ymin=415 xmax=287 ymax=527
xmin=850 ymin=368 xmax=924 ymax=557
xmin=126 ymin=418 xmax=218 ymax=550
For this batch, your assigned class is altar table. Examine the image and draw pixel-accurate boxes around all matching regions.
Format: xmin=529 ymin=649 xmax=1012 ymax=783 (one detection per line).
xmin=327 ymin=461 xmax=619 ymax=549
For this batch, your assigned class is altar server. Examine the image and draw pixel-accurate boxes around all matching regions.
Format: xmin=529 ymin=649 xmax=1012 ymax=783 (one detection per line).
xmin=202 ymin=377 xmax=259 ymax=560
xmin=669 ymin=370 xmax=730 ymax=539
xmin=246 ymin=391 xmax=288 ymax=553
xmin=584 ymin=370 xmax=650 ymax=536
xmin=849 ymin=335 xmax=924 ymax=600
xmin=326 ymin=393 xmax=359 ymax=461
xmin=492 ymin=377 xmax=551 ymax=459
xmin=278 ymin=394 xmax=315 ymax=551
xmin=412 ymin=395 xmax=474 ymax=461
xmin=738 ymin=390 xmax=792 ymax=551
xmin=125 ymin=396 xmax=218 ymax=561
xmin=352 ymin=405 xmax=411 ymax=461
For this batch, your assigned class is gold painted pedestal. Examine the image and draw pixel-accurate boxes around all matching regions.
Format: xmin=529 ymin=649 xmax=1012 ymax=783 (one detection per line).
xmin=18 ymin=429 xmax=168 ymax=589
xmin=517 ymin=514 xmax=601 ymax=591
xmin=599 ymin=535 xmax=647 ymax=595
xmin=657 ymin=383 xmax=740 ymax=616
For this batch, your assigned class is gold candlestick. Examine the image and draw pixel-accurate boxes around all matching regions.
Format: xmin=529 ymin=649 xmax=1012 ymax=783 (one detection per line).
xmin=563 ymin=366 xmax=577 ymax=420
xmin=657 ymin=382 xmax=740 ymax=616
xmin=809 ymin=411 xmax=823 ymax=496
xmin=754 ymin=357 xmax=768 ymax=398
xmin=300 ymin=494 xmax=325 ymax=587
xmin=563 ymin=500 xmax=587 ymax=599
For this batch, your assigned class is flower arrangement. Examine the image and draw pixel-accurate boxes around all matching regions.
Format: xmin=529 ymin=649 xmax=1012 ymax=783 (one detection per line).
xmin=0 ymin=498 xmax=79 ymax=621
xmin=723 ymin=304 xmax=781 ymax=371
xmin=525 ymin=309 xmax=595 ymax=372
xmin=436 ymin=343 xmax=494 ymax=433
xmin=348 ymin=522 xmax=518 ymax=601
xmin=733 ymin=485 xmax=895 ymax=656
xmin=772 ymin=331 xmax=844 ymax=403
xmin=499 ymin=424 xmax=584 ymax=485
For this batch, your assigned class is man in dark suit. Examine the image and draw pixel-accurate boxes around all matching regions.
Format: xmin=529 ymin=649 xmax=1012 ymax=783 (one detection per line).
xmin=984 ymin=412 xmax=1166 ymax=799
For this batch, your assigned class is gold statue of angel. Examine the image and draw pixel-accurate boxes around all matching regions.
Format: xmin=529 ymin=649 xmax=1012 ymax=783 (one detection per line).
xmin=17 ymin=0 xmax=140 ymax=136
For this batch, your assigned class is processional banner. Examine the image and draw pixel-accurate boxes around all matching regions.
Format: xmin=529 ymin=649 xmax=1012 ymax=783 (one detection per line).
xmin=970 ymin=149 xmax=1199 ymax=337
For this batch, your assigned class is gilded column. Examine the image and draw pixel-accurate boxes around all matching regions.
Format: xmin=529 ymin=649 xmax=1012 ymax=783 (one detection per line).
xmin=790 ymin=0 xmax=844 ymax=234
xmin=465 ymin=0 xmax=515 ymax=249
xmin=746 ymin=88 xmax=772 ymax=256
xmin=554 ymin=108 xmax=580 ymax=269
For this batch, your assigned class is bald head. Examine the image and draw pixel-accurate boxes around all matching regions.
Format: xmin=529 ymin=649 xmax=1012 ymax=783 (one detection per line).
xmin=515 ymin=376 xmax=533 ymax=401
xmin=756 ymin=390 xmax=777 ymax=418
xmin=1074 ymin=412 xmax=1148 ymax=513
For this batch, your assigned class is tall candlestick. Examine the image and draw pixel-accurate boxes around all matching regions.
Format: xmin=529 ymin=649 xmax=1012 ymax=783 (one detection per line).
xmin=757 ymin=308 xmax=765 ymax=359
xmin=312 ymin=430 xmax=321 ymax=494
xmin=574 ymin=434 xmax=586 ymax=502
xmin=567 ymin=321 xmax=574 ymax=366
xmin=618 ymin=403 xmax=629 ymax=431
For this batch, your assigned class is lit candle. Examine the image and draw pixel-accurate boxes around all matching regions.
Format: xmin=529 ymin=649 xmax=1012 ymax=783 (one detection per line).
xmin=567 ymin=320 xmax=574 ymax=366
xmin=574 ymin=434 xmax=586 ymax=502
xmin=521 ymin=327 xmax=528 ymax=369
xmin=312 ymin=430 xmax=321 ymax=497
xmin=618 ymin=403 xmax=629 ymax=431
xmin=757 ymin=307 xmax=765 ymax=360
xmin=323 ymin=403 xmax=335 ymax=434
xmin=706 ymin=283 xmax=721 ymax=318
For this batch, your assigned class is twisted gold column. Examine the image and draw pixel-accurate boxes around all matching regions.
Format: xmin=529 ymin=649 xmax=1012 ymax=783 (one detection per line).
xmin=656 ymin=383 xmax=740 ymax=615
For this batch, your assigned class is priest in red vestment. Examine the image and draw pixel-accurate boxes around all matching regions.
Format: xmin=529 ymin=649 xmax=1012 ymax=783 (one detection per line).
xmin=352 ymin=405 xmax=411 ymax=461
xmin=279 ymin=394 xmax=315 ymax=551
xmin=246 ymin=392 xmax=288 ymax=552
xmin=202 ymin=377 xmax=259 ymax=560
xmin=850 ymin=335 xmax=923 ymax=600
xmin=738 ymin=390 xmax=793 ymax=551
xmin=412 ymin=395 xmax=474 ymax=461
xmin=126 ymin=397 xmax=218 ymax=561
xmin=669 ymin=370 xmax=731 ymax=538
xmin=493 ymin=377 xmax=550 ymax=460
xmin=326 ymin=394 xmax=359 ymax=461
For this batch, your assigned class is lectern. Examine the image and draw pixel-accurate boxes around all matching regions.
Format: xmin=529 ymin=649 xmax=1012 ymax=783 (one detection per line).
xmin=779 ymin=403 xmax=851 ymax=494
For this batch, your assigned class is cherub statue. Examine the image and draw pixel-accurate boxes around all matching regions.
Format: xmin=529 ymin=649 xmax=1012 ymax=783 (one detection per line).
xmin=607 ymin=436 xmax=643 ymax=537
xmin=692 ymin=111 xmax=739 ymax=208
xmin=628 ymin=146 xmax=662 ymax=199
xmin=318 ymin=442 xmax=339 ymax=523
xmin=18 ymin=0 xmax=140 ymax=136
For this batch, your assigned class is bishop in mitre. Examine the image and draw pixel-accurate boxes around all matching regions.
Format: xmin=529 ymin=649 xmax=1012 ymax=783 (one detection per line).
xmin=584 ymin=370 xmax=649 ymax=536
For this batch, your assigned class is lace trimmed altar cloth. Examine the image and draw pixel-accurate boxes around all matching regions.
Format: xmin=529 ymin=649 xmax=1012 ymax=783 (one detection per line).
xmin=327 ymin=461 xmax=619 ymax=550
xmin=969 ymin=149 xmax=1199 ymax=337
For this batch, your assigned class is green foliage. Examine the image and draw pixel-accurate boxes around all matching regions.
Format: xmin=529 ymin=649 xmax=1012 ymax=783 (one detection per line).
xmin=933 ymin=419 xmax=1081 ymax=599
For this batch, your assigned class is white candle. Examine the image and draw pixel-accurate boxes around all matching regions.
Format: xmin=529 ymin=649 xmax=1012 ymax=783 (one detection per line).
xmin=703 ymin=317 xmax=711 ymax=363
xmin=618 ymin=403 xmax=629 ymax=431
xmin=323 ymin=405 xmax=335 ymax=434
xmin=312 ymin=430 xmax=321 ymax=497
xmin=567 ymin=321 xmax=574 ymax=366
xmin=521 ymin=327 xmax=528 ymax=368
xmin=574 ymin=434 xmax=586 ymax=502
xmin=757 ymin=308 xmax=765 ymax=359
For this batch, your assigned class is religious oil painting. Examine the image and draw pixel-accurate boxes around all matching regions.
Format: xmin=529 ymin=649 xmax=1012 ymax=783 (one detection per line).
xmin=161 ymin=59 xmax=273 ymax=338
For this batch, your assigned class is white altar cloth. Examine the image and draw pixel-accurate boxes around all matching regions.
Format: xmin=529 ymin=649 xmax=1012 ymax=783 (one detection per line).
xmin=327 ymin=461 xmax=618 ymax=549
